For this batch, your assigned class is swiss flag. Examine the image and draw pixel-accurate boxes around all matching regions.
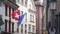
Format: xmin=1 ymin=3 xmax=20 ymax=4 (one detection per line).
xmin=11 ymin=10 xmax=20 ymax=20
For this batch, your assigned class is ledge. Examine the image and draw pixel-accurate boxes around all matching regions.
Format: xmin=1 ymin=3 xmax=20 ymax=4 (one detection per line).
xmin=28 ymin=9 xmax=36 ymax=14
xmin=55 ymin=12 xmax=60 ymax=16
xmin=2 ymin=0 xmax=19 ymax=8
xmin=34 ymin=1 xmax=44 ymax=7
xmin=8 ymin=0 xmax=18 ymax=6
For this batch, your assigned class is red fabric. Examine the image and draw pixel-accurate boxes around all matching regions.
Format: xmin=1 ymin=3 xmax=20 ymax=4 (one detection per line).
xmin=11 ymin=10 xmax=20 ymax=20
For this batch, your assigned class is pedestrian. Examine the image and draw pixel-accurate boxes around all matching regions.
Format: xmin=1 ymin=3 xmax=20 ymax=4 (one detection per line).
xmin=49 ymin=27 xmax=56 ymax=34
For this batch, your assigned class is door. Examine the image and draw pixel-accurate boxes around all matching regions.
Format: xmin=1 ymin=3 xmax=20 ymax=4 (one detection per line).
xmin=55 ymin=14 xmax=60 ymax=34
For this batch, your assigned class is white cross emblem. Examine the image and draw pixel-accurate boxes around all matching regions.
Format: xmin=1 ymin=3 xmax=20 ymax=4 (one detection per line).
xmin=15 ymin=13 xmax=20 ymax=18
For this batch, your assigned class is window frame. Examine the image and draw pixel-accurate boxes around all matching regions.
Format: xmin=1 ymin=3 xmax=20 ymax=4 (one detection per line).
xmin=21 ymin=0 xmax=24 ymax=5
xmin=5 ymin=5 xmax=7 ymax=16
xmin=21 ymin=24 xmax=23 ymax=33
xmin=32 ymin=26 xmax=35 ymax=32
xmin=30 ymin=14 xmax=34 ymax=22
xmin=5 ymin=19 xmax=7 ymax=32
xmin=29 ymin=24 xmax=31 ymax=32
xmin=18 ymin=0 xmax=20 ymax=4
xmin=12 ymin=22 xmax=14 ymax=33
xmin=25 ymin=0 xmax=27 ymax=6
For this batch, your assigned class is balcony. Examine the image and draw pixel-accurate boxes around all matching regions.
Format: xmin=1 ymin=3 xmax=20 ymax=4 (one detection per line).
xmin=2 ymin=0 xmax=19 ymax=8
xmin=8 ymin=0 xmax=16 ymax=3
xmin=0 ymin=0 xmax=16 ymax=3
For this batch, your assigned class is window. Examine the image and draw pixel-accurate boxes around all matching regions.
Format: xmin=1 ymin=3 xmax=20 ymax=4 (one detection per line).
xmin=9 ymin=7 xmax=11 ymax=17
xmin=12 ymin=8 xmax=14 ymax=13
xmin=0 ymin=6 xmax=2 ymax=14
xmin=25 ymin=30 xmax=27 ymax=34
xmin=18 ymin=0 xmax=20 ymax=3
xmin=25 ymin=13 xmax=27 ymax=23
xmin=25 ymin=24 xmax=27 ymax=34
xmin=25 ymin=24 xmax=27 ymax=30
xmin=12 ymin=23 xmax=14 ymax=33
xmin=12 ymin=8 xmax=15 ymax=19
xmin=17 ymin=28 xmax=19 ymax=33
xmin=21 ymin=29 xmax=23 ymax=33
xmin=25 ymin=0 xmax=27 ymax=6
xmin=21 ymin=0 xmax=23 ymax=5
xmin=42 ymin=16 xmax=44 ymax=28
xmin=29 ymin=4 xmax=31 ymax=8
xmin=20 ymin=11 xmax=23 ymax=15
xmin=9 ymin=21 xmax=11 ymax=32
xmin=21 ymin=24 xmax=23 ymax=33
xmin=17 ymin=24 xmax=19 ymax=32
xmin=5 ymin=20 xmax=7 ymax=32
xmin=21 ymin=24 xmax=23 ymax=29
xmin=0 ymin=2 xmax=2 ymax=6
xmin=29 ymin=24 xmax=31 ymax=32
xmin=5 ymin=5 xmax=7 ymax=16
xmin=30 ymin=14 xmax=34 ymax=22
xmin=50 ymin=2 xmax=56 ymax=9
xmin=9 ymin=7 xmax=11 ymax=32
xmin=32 ymin=26 xmax=35 ymax=32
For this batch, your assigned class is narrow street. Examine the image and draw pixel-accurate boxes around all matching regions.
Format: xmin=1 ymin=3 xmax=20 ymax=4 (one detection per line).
xmin=0 ymin=0 xmax=60 ymax=34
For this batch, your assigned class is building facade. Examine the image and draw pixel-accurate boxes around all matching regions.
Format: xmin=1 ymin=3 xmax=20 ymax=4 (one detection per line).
xmin=46 ymin=0 xmax=60 ymax=34
xmin=34 ymin=0 xmax=44 ymax=34
xmin=27 ymin=0 xmax=36 ymax=34
xmin=42 ymin=0 xmax=47 ymax=34
xmin=53 ymin=0 xmax=60 ymax=34
xmin=15 ymin=0 xmax=36 ymax=34
xmin=0 ymin=0 xmax=19 ymax=34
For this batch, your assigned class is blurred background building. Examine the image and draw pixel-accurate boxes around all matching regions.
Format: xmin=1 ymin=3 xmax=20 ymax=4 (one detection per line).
xmin=34 ymin=0 xmax=44 ymax=34
xmin=55 ymin=0 xmax=60 ymax=34
xmin=45 ymin=0 xmax=60 ymax=34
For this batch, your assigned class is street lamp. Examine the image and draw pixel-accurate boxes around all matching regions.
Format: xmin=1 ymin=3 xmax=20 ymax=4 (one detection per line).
xmin=49 ymin=0 xmax=57 ymax=27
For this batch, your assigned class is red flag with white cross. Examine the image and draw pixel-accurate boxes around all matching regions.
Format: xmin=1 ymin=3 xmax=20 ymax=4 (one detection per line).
xmin=11 ymin=10 xmax=20 ymax=20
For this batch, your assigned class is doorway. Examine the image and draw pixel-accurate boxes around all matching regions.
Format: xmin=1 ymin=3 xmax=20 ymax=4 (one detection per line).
xmin=55 ymin=14 xmax=60 ymax=34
